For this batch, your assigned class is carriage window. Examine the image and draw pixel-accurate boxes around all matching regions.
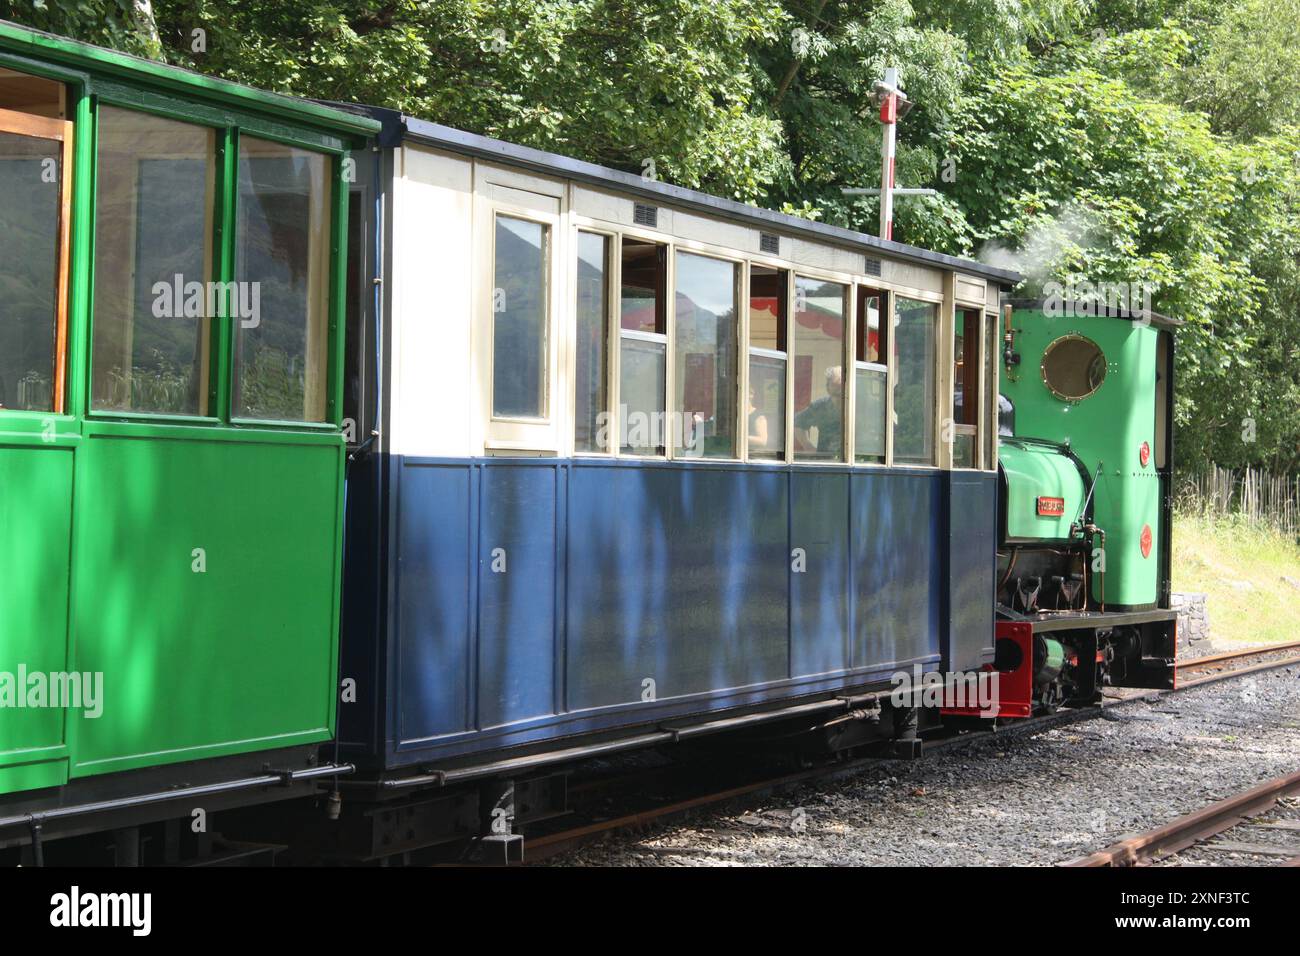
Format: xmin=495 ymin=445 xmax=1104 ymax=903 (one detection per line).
xmin=985 ymin=312 xmax=999 ymax=468
xmin=952 ymin=307 xmax=982 ymax=468
xmin=855 ymin=287 xmax=888 ymax=464
xmin=674 ymin=252 xmax=738 ymax=458
xmin=792 ymin=277 xmax=847 ymax=462
xmin=894 ymin=298 xmax=937 ymax=465
xmin=748 ymin=265 xmax=787 ymax=461
xmin=490 ymin=215 xmax=549 ymax=420
xmin=233 ymin=137 xmax=331 ymax=423
xmin=92 ymin=107 xmax=216 ymax=416
xmin=0 ymin=71 xmax=69 ymax=414
xmin=575 ymin=232 xmax=609 ymax=452
xmin=620 ymin=238 xmax=666 ymax=455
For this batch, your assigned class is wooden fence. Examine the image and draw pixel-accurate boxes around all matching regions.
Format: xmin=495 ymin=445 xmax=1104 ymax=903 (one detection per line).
xmin=1178 ymin=464 xmax=1300 ymax=536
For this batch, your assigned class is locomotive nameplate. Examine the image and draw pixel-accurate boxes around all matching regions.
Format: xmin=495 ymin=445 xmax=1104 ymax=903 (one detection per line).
xmin=1036 ymin=496 xmax=1066 ymax=516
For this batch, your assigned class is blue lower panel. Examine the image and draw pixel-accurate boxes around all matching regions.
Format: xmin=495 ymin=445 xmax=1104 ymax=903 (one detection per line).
xmin=478 ymin=465 xmax=557 ymax=727
xmin=790 ymin=473 xmax=850 ymax=677
xmin=567 ymin=465 xmax=787 ymax=709
xmin=855 ymin=471 xmax=943 ymax=669
xmin=947 ymin=471 xmax=997 ymax=671
xmin=377 ymin=457 xmax=991 ymax=765
xmin=395 ymin=463 xmax=472 ymax=741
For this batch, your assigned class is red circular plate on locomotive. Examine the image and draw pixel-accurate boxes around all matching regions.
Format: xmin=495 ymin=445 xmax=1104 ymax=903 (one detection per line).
xmin=1140 ymin=524 xmax=1153 ymax=558
xmin=1139 ymin=441 xmax=1150 ymax=467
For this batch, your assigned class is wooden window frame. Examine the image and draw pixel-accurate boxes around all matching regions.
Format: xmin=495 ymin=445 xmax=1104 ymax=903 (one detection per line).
xmin=791 ymin=271 xmax=852 ymax=465
xmin=744 ymin=262 xmax=790 ymax=463
xmin=952 ymin=305 xmax=983 ymax=470
xmin=669 ymin=246 xmax=744 ymax=462
xmin=0 ymin=104 xmax=73 ymax=415
xmin=613 ymin=231 xmax=670 ymax=459
xmin=892 ymin=293 xmax=944 ymax=469
xmin=853 ymin=285 xmax=891 ymax=466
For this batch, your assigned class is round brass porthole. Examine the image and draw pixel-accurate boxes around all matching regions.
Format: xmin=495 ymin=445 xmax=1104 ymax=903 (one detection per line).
xmin=1041 ymin=334 xmax=1107 ymax=402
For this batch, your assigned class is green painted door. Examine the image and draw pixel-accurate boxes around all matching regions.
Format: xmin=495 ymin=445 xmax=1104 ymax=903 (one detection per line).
xmin=0 ymin=446 xmax=74 ymax=794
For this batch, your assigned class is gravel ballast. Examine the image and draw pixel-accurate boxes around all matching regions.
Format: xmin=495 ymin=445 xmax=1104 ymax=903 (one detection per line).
xmin=553 ymin=666 xmax=1300 ymax=866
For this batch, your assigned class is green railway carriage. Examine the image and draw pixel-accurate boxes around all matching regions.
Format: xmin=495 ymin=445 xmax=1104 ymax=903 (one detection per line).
xmin=0 ymin=20 xmax=377 ymax=841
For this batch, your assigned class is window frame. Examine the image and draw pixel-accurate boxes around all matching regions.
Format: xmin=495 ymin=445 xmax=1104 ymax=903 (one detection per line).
xmin=891 ymin=293 xmax=944 ymax=469
xmin=88 ymin=101 xmax=222 ymax=423
xmin=950 ymin=305 xmax=983 ymax=470
xmin=228 ymin=130 xmax=341 ymax=429
xmin=744 ymin=262 xmax=789 ymax=464
xmin=477 ymin=179 xmax=565 ymax=454
xmin=565 ymin=211 xmax=957 ymax=470
xmin=612 ymin=229 xmax=670 ymax=459
xmin=0 ymin=101 xmax=74 ymax=417
xmin=790 ymin=270 xmax=852 ymax=466
xmin=85 ymin=93 xmax=350 ymax=432
xmin=983 ymin=310 xmax=1000 ymax=471
xmin=851 ymin=284 xmax=891 ymax=467
xmin=488 ymin=210 xmax=554 ymax=424
xmin=669 ymin=246 xmax=743 ymax=462
xmin=572 ymin=227 xmax=616 ymax=456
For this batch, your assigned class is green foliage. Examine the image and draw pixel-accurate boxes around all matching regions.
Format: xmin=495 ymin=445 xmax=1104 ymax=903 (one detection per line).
xmin=1179 ymin=0 xmax=1300 ymax=140
xmin=102 ymin=350 xmax=195 ymax=414
xmin=163 ymin=1 xmax=793 ymax=203
xmin=0 ymin=1 xmax=161 ymax=55
xmin=238 ymin=345 xmax=306 ymax=422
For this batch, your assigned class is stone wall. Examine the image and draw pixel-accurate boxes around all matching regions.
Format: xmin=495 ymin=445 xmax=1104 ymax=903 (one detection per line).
xmin=1171 ymin=592 xmax=1210 ymax=650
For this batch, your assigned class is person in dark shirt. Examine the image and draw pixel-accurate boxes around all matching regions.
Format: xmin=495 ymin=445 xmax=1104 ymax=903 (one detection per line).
xmin=794 ymin=365 xmax=843 ymax=458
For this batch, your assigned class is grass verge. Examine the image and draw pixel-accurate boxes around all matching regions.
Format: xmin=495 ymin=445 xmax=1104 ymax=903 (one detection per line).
xmin=1172 ymin=511 xmax=1300 ymax=646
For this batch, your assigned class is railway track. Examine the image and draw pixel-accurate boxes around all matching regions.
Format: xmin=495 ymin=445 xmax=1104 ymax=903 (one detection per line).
xmin=1176 ymin=640 xmax=1300 ymax=687
xmin=520 ymin=641 xmax=1300 ymax=865
xmin=1064 ymin=769 xmax=1300 ymax=867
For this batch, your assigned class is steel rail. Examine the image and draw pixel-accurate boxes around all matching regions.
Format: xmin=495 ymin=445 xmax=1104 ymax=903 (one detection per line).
xmin=1063 ymin=768 xmax=1300 ymax=867
xmin=1177 ymin=641 xmax=1300 ymax=671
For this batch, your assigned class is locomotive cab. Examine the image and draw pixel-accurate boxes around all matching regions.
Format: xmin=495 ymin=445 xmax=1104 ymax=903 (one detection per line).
xmin=989 ymin=299 xmax=1179 ymax=712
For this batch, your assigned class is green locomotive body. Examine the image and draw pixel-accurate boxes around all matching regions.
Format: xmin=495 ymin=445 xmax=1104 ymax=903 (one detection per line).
xmin=987 ymin=298 xmax=1177 ymax=712
xmin=1001 ymin=301 xmax=1172 ymax=609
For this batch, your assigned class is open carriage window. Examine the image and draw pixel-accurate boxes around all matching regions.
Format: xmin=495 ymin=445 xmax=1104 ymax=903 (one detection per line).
xmin=855 ymin=287 xmax=888 ymax=464
xmin=748 ymin=265 xmax=787 ymax=461
xmin=92 ymin=106 xmax=217 ymax=416
xmin=0 ymin=69 xmax=70 ymax=414
xmin=619 ymin=238 xmax=667 ymax=456
xmin=952 ymin=307 xmax=982 ymax=468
